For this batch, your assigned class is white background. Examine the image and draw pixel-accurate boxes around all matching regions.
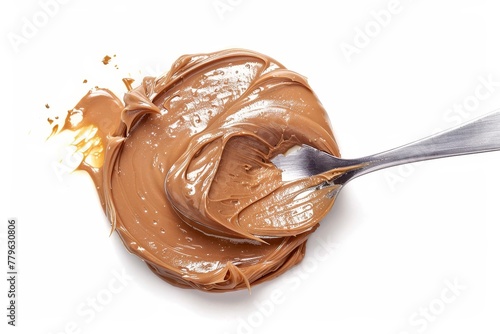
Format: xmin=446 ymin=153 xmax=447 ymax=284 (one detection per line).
xmin=2 ymin=0 xmax=500 ymax=333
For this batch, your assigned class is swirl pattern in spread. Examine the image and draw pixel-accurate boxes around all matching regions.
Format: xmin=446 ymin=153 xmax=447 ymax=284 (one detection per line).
xmin=50 ymin=49 xmax=341 ymax=292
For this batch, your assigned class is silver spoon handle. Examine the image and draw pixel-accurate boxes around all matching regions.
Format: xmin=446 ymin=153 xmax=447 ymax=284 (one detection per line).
xmin=356 ymin=109 xmax=500 ymax=177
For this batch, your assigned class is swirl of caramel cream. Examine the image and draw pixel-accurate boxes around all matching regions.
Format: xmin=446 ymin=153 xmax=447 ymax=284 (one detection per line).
xmin=52 ymin=49 xmax=341 ymax=292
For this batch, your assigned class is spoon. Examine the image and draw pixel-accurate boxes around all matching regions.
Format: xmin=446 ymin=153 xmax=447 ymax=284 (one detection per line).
xmin=272 ymin=109 xmax=500 ymax=198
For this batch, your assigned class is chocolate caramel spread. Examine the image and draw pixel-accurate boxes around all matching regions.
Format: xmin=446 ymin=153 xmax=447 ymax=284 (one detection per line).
xmin=50 ymin=49 xmax=343 ymax=292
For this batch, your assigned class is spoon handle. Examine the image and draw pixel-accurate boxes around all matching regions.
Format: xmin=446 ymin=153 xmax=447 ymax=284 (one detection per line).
xmin=357 ymin=109 xmax=500 ymax=177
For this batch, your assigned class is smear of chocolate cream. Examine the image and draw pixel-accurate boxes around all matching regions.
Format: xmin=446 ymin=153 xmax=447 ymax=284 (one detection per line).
xmin=50 ymin=49 xmax=343 ymax=292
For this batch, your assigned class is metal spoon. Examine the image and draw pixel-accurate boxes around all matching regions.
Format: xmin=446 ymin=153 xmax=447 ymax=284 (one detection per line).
xmin=272 ymin=109 xmax=500 ymax=198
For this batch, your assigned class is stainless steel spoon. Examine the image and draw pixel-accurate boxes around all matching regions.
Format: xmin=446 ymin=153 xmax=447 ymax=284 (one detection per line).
xmin=272 ymin=109 xmax=500 ymax=198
